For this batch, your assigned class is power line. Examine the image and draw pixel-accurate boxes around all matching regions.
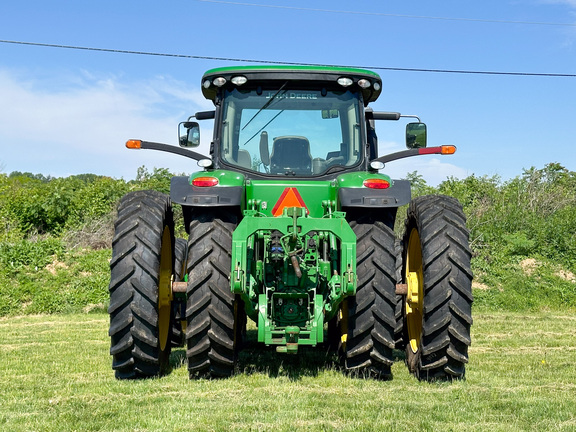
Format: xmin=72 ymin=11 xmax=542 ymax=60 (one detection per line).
xmin=2 ymin=39 xmax=576 ymax=78
xmin=195 ymin=0 xmax=576 ymax=27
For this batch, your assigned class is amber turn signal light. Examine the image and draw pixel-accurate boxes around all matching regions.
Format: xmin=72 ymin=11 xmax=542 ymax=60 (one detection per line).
xmin=441 ymin=145 xmax=456 ymax=155
xmin=126 ymin=140 xmax=142 ymax=149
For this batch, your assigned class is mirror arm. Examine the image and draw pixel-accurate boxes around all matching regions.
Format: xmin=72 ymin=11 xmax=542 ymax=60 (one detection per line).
xmin=366 ymin=111 xmax=401 ymax=121
xmin=373 ymin=146 xmax=455 ymax=164
xmin=192 ymin=110 xmax=216 ymax=120
xmin=373 ymin=149 xmax=420 ymax=164
xmin=366 ymin=112 xmax=422 ymax=122
xmin=133 ymin=140 xmax=210 ymax=161
xmin=400 ymin=114 xmax=421 ymax=122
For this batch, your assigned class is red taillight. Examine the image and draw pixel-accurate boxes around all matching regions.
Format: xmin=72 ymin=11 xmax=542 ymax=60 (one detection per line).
xmin=192 ymin=176 xmax=219 ymax=187
xmin=419 ymin=145 xmax=456 ymax=155
xmin=363 ymin=178 xmax=390 ymax=189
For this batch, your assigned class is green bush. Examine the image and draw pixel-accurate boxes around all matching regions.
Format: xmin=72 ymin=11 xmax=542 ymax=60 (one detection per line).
xmin=1 ymin=164 xmax=576 ymax=316
xmin=66 ymin=176 xmax=130 ymax=228
xmin=0 ymin=174 xmax=131 ymax=237
xmin=6 ymin=177 xmax=81 ymax=234
xmin=0 ymin=237 xmax=63 ymax=269
xmin=132 ymin=166 xmax=174 ymax=194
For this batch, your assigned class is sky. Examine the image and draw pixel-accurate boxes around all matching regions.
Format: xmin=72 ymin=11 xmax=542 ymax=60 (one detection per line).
xmin=1 ymin=0 xmax=575 ymax=185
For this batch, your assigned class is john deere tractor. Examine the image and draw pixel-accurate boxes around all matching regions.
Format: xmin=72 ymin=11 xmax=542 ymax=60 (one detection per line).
xmin=108 ymin=66 xmax=473 ymax=381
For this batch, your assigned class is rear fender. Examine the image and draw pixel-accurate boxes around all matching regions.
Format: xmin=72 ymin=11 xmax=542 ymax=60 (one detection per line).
xmin=170 ymin=176 xmax=244 ymax=207
xmin=339 ymin=179 xmax=411 ymax=209
xmin=171 ymin=175 xmax=244 ymax=233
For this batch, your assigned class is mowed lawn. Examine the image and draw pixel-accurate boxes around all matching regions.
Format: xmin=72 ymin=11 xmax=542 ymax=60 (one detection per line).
xmin=1 ymin=312 xmax=575 ymax=432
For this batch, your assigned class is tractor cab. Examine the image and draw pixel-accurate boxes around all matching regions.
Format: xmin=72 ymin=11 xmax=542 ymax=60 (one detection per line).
xmin=181 ymin=66 xmax=385 ymax=178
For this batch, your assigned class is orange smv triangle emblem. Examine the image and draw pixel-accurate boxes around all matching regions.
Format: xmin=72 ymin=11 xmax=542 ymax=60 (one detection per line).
xmin=272 ymin=187 xmax=308 ymax=217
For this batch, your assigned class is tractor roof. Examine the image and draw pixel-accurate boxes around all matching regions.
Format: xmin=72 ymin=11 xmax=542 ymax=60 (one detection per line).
xmin=201 ymin=65 xmax=383 ymax=105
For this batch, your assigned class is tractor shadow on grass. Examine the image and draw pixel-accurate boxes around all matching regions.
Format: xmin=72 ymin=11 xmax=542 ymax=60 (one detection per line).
xmin=167 ymin=332 xmax=408 ymax=381
xmin=167 ymin=344 xmax=336 ymax=381
xmin=235 ymin=330 xmax=340 ymax=381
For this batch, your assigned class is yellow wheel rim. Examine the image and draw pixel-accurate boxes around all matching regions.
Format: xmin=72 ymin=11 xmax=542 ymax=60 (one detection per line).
xmin=158 ymin=226 xmax=173 ymax=352
xmin=405 ymin=228 xmax=424 ymax=354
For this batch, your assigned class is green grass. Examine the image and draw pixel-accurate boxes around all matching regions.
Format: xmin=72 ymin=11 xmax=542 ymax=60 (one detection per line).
xmin=1 ymin=312 xmax=575 ymax=431
xmin=0 ymin=247 xmax=110 ymax=316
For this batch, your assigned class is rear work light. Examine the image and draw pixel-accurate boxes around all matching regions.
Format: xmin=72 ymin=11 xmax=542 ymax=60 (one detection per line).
xmin=192 ymin=176 xmax=219 ymax=187
xmin=231 ymin=76 xmax=247 ymax=86
xmin=212 ymin=77 xmax=227 ymax=87
xmin=357 ymin=79 xmax=371 ymax=89
xmin=337 ymin=77 xmax=353 ymax=87
xmin=363 ymin=178 xmax=390 ymax=189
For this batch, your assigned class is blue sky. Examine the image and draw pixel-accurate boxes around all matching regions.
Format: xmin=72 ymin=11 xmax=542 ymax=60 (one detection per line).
xmin=1 ymin=0 xmax=575 ymax=185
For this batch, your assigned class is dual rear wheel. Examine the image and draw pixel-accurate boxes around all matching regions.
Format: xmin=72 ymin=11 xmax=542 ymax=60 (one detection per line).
xmin=109 ymin=192 xmax=240 ymax=379
xmin=400 ymin=195 xmax=473 ymax=380
xmin=340 ymin=195 xmax=473 ymax=381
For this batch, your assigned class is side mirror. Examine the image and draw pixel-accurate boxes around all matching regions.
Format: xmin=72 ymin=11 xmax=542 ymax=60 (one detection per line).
xmin=179 ymin=121 xmax=200 ymax=148
xmin=406 ymin=122 xmax=427 ymax=149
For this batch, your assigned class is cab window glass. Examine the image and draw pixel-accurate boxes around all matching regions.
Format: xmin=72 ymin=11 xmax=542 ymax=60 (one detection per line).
xmin=220 ymin=88 xmax=362 ymax=176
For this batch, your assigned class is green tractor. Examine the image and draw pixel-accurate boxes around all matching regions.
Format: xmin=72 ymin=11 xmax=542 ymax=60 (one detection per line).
xmin=108 ymin=66 xmax=473 ymax=381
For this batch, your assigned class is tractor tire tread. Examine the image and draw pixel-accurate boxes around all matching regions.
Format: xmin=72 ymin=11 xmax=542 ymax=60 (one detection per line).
xmin=345 ymin=214 xmax=396 ymax=379
xmin=108 ymin=190 xmax=174 ymax=379
xmin=403 ymin=194 xmax=473 ymax=381
xmin=186 ymin=210 xmax=238 ymax=379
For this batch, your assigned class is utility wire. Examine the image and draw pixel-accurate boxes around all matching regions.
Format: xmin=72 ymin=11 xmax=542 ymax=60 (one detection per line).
xmin=1 ymin=39 xmax=575 ymax=78
xmin=195 ymin=0 xmax=576 ymax=27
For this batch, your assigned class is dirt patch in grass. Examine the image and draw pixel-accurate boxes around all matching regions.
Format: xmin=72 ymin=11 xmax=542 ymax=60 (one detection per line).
xmin=520 ymin=258 xmax=539 ymax=275
xmin=555 ymin=269 xmax=576 ymax=282
xmin=472 ymin=281 xmax=490 ymax=290
xmin=45 ymin=259 xmax=68 ymax=275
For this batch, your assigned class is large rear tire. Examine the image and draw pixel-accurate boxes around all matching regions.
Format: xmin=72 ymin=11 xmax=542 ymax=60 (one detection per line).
xmin=344 ymin=212 xmax=397 ymax=379
xmin=186 ymin=210 xmax=239 ymax=378
xmin=401 ymin=195 xmax=473 ymax=381
xmin=108 ymin=190 xmax=175 ymax=379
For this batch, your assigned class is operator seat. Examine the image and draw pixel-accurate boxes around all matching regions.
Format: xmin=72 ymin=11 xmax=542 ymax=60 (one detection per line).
xmin=269 ymin=136 xmax=312 ymax=175
xmin=236 ymin=149 xmax=252 ymax=169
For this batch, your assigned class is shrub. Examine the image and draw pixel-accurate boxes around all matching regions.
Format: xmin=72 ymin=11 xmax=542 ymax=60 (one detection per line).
xmin=0 ymin=236 xmax=64 ymax=269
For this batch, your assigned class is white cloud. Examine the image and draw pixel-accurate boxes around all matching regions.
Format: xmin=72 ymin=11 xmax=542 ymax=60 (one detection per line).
xmin=0 ymin=69 xmax=213 ymax=178
xmin=541 ymin=0 xmax=576 ymax=7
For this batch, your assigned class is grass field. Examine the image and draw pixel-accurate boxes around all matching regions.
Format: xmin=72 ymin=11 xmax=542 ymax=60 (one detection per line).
xmin=1 ymin=312 xmax=575 ymax=431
